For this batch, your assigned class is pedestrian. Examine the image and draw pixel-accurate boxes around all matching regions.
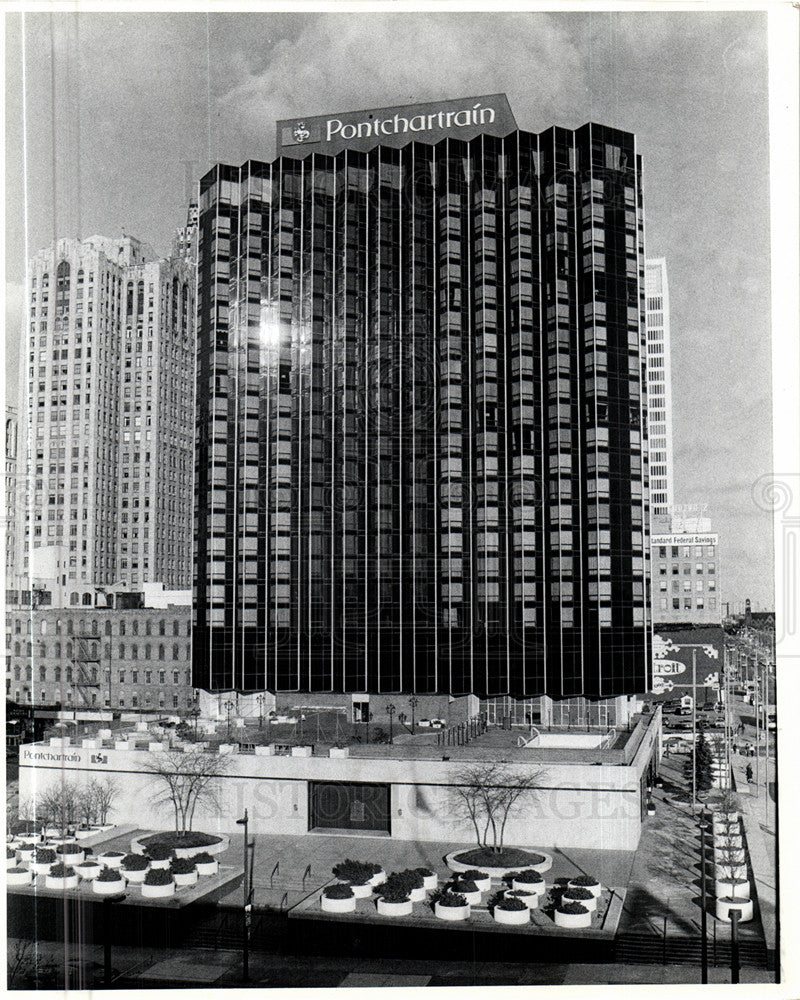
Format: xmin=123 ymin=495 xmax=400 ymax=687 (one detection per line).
xmin=745 ymin=763 xmax=753 ymax=783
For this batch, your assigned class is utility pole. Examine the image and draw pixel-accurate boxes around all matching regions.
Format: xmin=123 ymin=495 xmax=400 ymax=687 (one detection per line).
xmin=691 ymin=647 xmax=697 ymax=815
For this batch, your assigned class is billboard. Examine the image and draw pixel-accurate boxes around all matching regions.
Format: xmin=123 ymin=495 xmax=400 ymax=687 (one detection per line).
xmin=276 ymin=94 xmax=518 ymax=158
xmin=650 ymin=626 xmax=724 ymax=705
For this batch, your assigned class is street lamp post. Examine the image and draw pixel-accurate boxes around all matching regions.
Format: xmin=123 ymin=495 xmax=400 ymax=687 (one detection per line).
xmin=409 ymin=695 xmax=419 ymax=734
xmin=102 ymin=890 xmax=126 ymax=986
xmin=236 ymin=810 xmax=251 ymax=983
xmin=225 ymin=699 xmax=233 ymax=742
xmin=386 ymin=703 xmax=396 ymax=744
xmin=699 ymin=811 xmax=710 ymax=983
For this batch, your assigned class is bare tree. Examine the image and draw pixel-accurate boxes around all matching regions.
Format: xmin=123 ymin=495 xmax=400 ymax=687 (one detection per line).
xmin=144 ymin=749 xmax=232 ymax=838
xmin=451 ymin=762 xmax=547 ymax=855
xmin=90 ymin=775 xmax=120 ymax=825
xmin=8 ymin=939 xmax=35 ymax=988
xmin=36 ymin=784 xmax=79 ymax=834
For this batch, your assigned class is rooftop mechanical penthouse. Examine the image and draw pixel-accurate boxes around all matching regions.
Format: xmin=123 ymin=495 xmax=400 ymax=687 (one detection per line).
xmin=193 ymin=94 xmax=651 ymax=700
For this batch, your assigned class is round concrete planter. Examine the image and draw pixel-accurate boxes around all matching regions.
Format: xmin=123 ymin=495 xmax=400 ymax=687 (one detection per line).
xmin=715 ymin=897 xmax=753 ymax=923
xmin=567 ymin=879 xmax=602 ymax=898
xmin=321 ymin=894 xmax=356 ymax=913
xmin=75 ymin=828 xmax=99 ymax=841
xmin=435 ymin=901 xmax=470 ymax=922
xmin=98 ymin=853 xmax=126 ymax=869
xmin=17 ymin=848 xmax=36 ymax=863
xmin=561 ymin=891 xmax=597 ymax=912
xmin=341 ymin=881 xmax=373 ymax=899
xmin=714 ymin=836 xmax=743 ymax=850
xmin=46 ymin=873 xmax=79 ymax=890
xmin=464 ymin=874 xmax=492 ymax=893
xmin=6 ymin=855 xmax=18 ymax=870
xmin=141 ymin=881 xmax=176 ymax=899
xmin=149 ymin=857 xmax=172 ymax=870
xmin=368 ymin=870 xmax=387 ymax=887
xmin=131 ymin=834 xmax=229 ymax=859
xmin=407 ymin=886 xmax=426 ymax=903
xmin=493 ymin=905 xmax=530 ymax=926
xmin=7 ymin=868 xmax=32 ymax=886
xmin=512 ymin=877 xmax=546 ymax=895
xmin=195 ymin=859 xmax=219 ymax=876
xmin=92 ymin=877 xmax=127 ymax=896
xmin=376 ymin=897 xmax=413 ymax=917
xmin=122 ymin=866 xmax=149 ymax=883
xmin=420 ymin=873 xmax=438 ymax=891
xmin=30 ymin=860 xmax=56 ymax=876
xmin=716 ymin=878 xmax=750 ymax=900
xmin=56 ymin=849 xmax=85 ymax=866
xmin=504 ymin=890 xmax=539 ymax=909
xmin=76 ymin=862 xmax=102 ymax=881
xmin=446 ymin=850 xmax=552 ymax=878
xmin=173 ymin=870 xmax=198 ymax=887
xmin=554 ymin=907 xmax=592 ymax=928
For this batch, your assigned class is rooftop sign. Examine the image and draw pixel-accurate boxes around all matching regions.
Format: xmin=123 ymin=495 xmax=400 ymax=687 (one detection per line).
xmin=651 ymin=534 xmax=718 ymax=547
xmin=277 ymin=94 xmax=517 ymax=158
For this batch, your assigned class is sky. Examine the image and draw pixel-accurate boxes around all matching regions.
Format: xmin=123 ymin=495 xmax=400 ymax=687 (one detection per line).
xmin=3 ymin=8 xmax=775 ymax=609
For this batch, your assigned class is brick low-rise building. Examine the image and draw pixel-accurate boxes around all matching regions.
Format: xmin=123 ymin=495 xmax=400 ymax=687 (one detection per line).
xmin=5 ymin=595 xmax=195 ymax=715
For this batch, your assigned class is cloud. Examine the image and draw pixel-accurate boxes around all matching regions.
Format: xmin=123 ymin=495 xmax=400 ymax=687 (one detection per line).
xmin=215 ymin=13 xmax=583 ymax=159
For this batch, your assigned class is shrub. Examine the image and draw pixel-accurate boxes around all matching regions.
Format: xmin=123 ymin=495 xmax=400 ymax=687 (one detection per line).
xmin=435 ymin=891 xmax=467 ymax=907
xmin=448 ymin=879 xmax=477 ymax=894
xmin=332 ymin=859 xmax=382 ymax=884
xmin=323 ymin=883 xmax=354 ymax=899
xmin=17 ymin=843 xmax=36 ymax=852
xmin=122 ymin=853 xmax=149 ymax=871
xmin=192 ymin=852 xmax=215 ymax=864
xmin=170 ymin=858 xmax=197 ymax=875
xmin=56 ymin=842 xmax=82 ymax=854
xmin=7 ymin=847 xmax=16 ymax=859
xmin=32 ymin=848 xmax=57 ymax=863
xmin=96 ymin=867 xmax=125 ymax=882
xmin=557 ymin=901 xmax=589 ymax=915
xmin=100 ymin=851 xmax=125 ymax=858
xmin=505 ymin=889 xmax=534 ymax=899
xmin=563 ymin=886 xmax=593 ymax=900
xmin=496 ymin=896 xmax=527 ymax=911
xmin=332 ymin=859 xmax=377 ymax=885
xmin=48 ymin=863 xmax=75 ymax=878
xmin=144 ymin=868 xmax=173 ymax=886
xmin=413 ymin=867 xmax=434 ymax=878
xmin=77 ymin=860 xmax=100 ymax=868
xmin=385 ymin=869 xmax=423 ymax=891
xmin=8 ymin=866 xmax=28 ymax=874
xmin=460 ymin=869 xmax=489 ymax=881
xmin=140 ymin=832 xmax=222 ymax=850
xmin=147 ymin=844 xmax=174 ymax=861
xmin=512 ymin=869 xmax=543 ymax=883
xmin=379 ymin=886 xmax=411 ymax=904
xmin=570 ymin=875 xmax=599 ymax=887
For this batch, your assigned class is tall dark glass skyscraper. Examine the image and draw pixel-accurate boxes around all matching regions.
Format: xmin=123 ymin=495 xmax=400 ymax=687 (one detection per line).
xmin=193 ymin=96 xmax=651 ymax=700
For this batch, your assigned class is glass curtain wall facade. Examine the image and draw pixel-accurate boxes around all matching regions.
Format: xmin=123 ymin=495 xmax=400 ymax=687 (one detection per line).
xmin=194 ymin=123 xmax=651 ymax=698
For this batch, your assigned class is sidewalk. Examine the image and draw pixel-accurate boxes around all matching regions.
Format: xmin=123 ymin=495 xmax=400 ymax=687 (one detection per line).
xmin=618 ymin=754 xmax=766 ymax=953
xmin=731 ymin=751 xmax=777 ymax=964
xmin=9 ymin=940 xmax=774 ymax=988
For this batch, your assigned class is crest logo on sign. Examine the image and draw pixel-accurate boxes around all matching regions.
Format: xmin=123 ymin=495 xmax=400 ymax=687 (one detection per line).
xmin=293 ymin=122 xmax=310 ymax=143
